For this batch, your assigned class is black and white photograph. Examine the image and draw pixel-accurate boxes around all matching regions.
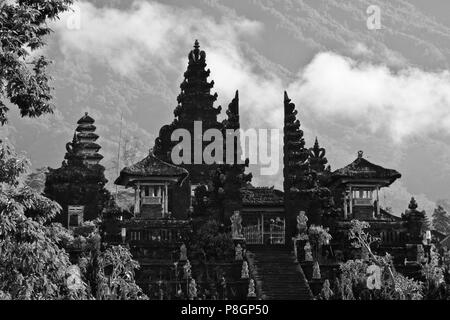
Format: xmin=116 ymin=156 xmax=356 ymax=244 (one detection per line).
xmin=1 ymin=0 xmax=450 ymax=311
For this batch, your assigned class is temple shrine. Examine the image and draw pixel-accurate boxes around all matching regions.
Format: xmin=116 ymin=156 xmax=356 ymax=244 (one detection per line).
xmin=45 ymin=112 xmax=111 ymax=228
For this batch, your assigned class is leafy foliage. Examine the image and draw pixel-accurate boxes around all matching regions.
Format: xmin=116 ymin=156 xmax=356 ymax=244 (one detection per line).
xmin=432 ymin=205 xmax=450 ymax=235
xmin=330 ymin=220 xmax=426 ymax=300
xmin=308 ymin=225 xmax=332 ymax=260
xmin=190 ymin=220 xmax=234 ymax=261
xmin=0 ymin=140 xmax=72 ymax=299
xmin=0 ymin=140 xmax=146 ymax=300
xmin=95 ymin=245 xmax=147 ymax=300
xmin=0 ymin=0 xmax=73 ymax=124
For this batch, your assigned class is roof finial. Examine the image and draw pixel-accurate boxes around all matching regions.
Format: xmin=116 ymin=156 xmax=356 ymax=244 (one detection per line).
xmin=194 ymin=39 xmax=200 ymax=50
xmin=85 ymin=112 xmax=88 ymax=116
xmin=357 ymin=150 xmax=363 ymax=158
xmin=408 ymin=197 xmax=418 ymax=210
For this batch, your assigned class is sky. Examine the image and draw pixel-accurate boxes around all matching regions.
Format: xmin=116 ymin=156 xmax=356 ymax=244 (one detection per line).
xmin=2 ymin=0 xmax=450 ymax=217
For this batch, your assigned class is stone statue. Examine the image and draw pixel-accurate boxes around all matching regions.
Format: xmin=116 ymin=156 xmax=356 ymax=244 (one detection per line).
xmin=235 ymin=244 xmax=244 ymax=261
xmin=417 ymin=244 xmax=425 ymax=263
xmin=247 ymin=279 xmax=256 ymax=298
xmin=66 ymin=265 xmax=83 ymax=292
xmin=183 ymin=260 xmax=192 ymax=279
xmin=312 ymin=261 xmax=321 ymax=279
xmin=230 ymin=210 xmax=243 ymax=239
xmin=320 ymin=279 xmax=334 ymax=300
xmin=241 ymin=261 xmax=249 ymax=279
xmin=179 ymin=243 xmax=187 ymax=261
xmin=304 ymin=242 xmax=313 ymax=262
xmin=296 ymin=211 xmax=309 ymax=240
xmin=188 ymin=278 xmax=197 ymax=300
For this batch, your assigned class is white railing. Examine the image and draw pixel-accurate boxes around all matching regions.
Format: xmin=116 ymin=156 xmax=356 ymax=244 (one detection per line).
xmin=243 ymin=224 xmax=263 ymax=244
xmin=353 ymin=198 xmax=373 ymax=206
xmin=269 ymin=223 xmax=285 ymax=244
xmin=142 ymin=196 xmax=162 ymax=205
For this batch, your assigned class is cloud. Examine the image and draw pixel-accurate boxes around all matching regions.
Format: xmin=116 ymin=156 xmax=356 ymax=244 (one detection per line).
xmin=54 ymin=2 xmax=450 ymax=144
xmin=53 ymin=1 xmax=263 ymax=75
xmin=289 ymin=52 xmax=450 ymax=142
xmin=50 ymin=0 xmax=450 ymax=203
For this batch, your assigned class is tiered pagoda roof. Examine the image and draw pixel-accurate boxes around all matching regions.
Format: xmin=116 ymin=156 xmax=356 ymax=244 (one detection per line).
xmin=173 ymin=40 xmax=221 ymax=124
xmin=153 ymin=40 xmax=224 ymax=171
xmin=331 ymin=151 xmax=401 ymax=186
xmin=114 ymin=152 xmax=188 ymax=186
xmin=64 ymin=112 xmax=103 ymax=166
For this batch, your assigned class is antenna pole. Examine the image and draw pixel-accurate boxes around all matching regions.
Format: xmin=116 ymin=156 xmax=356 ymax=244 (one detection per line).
xmin=115 ymin=112 xmax=124 ymax=198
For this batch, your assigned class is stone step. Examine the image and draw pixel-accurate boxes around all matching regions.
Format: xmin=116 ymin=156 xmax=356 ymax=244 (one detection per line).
xmin=249 ymin=249 xmax=313 ymax=300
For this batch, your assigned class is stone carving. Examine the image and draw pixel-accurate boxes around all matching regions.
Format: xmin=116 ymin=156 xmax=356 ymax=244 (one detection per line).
xmin=296 ymin=211 xmax=309 ymax=240
xmin=312 ymin=261 xmax=321 ymax=279
xmin=320 ymin=279 xmax=334 ymax=300
xmin=304 ymin=242 xmax=313 ymax=262
xmin=247 ymin=279 xmax=256 ymax=298
xmin=183 ymin=260 xmax=192 ymax=279
xmin=241 ymin=261 xmax=249 ymax=279
xmin=66 ymin=265 xmax=83 ymax=292
xmin=235 ymin=244 xmax=244 ymax=261
xmin=417 ymin=244 xmax=425 ymax=263
xmin=188 ymin=278 xmax=197 ymax=299
xmin=366 ymin=264 xmax=382 ymax=290
xmin=230 ymin=210 xmax=243 ymax=239
xmin=180 ymin=243 xmax=187 ymax=261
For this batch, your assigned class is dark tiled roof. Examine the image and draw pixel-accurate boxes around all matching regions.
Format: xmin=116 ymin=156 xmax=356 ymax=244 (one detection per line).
xmin=115 ymin=153 xmax=188 ymax=185
xmin=76 ymin=123 xmax=96 ymax=132
xmin=77 ymin=142 xmax=101 ymax=150
xmin=77 ymin=132 xmax=99 ymax=140
xmin=379 ymin=208 xmax=402 ymax=221
xmin=77 ymin=112 xmax=95 ymax=124
xmin=332 ymin=152 xmax=401 ymax=184
xmin=241 ymin=187 xmax=284 ymax=206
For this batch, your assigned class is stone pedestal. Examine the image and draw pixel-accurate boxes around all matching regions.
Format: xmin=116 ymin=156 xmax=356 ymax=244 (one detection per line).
xmin=233 ymin=238 xmax=246 ymax=248
xmin=300 ymin=261 xmax=314 ymax=281
xmin=294 ymin=239 xmax=307 ymax=262
xmin=309 ymin=278 xmax=325 ymax=297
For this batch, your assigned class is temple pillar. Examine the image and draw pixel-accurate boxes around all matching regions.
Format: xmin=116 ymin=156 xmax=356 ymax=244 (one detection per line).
xmin=134 ymin=183 xmax=141 ymax=215
xmin=343 ymin=191 xmax=348 ymax=219
xmin=164 ymin=183 xmax=168 ymax=215
xmin=349 ymin=185 xmax=353 ymax=217
xmin=376 ymin=186 xmax=380 ymax=217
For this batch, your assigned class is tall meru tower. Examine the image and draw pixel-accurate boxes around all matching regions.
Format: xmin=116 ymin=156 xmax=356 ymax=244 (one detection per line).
xmin=45 ymin=113 xmax=111 ymax=228
xmin=153 ymin=40 xmax=251 ymax=220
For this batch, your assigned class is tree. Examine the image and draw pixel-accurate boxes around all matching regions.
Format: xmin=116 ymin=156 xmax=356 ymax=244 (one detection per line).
xmin=0 ymin=140 xmax=146 ymax=300
xmin=0 ymin=0 xmax=73 ymax=124
xmin=342 ymin=220 xmax=424 ymax=300
xmin=308 ymin=225 xmax=332 ymax=261
xmin=0 ymin=139 xmax=72 ymax=299
xmin=432 ymin=205 xmax=450 ymax=235
xmin=25 ymin=167 xmax=48 ymax=193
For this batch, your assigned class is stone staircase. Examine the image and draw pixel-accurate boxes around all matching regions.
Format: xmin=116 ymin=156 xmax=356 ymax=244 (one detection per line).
xmin=247 ymin=246 xmax=313 ymax=300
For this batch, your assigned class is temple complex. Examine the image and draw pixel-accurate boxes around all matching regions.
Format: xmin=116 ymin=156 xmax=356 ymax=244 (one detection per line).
xmin=48 ymin=41 xmax=433 ymax=300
